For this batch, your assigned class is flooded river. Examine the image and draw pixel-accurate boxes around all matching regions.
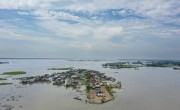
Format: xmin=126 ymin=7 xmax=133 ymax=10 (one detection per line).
xmin=0 ymin=59 xmax=180 ymax=110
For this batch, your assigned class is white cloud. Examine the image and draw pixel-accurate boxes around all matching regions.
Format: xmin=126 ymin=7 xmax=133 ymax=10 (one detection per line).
xmin=38 ymin=18 xmax=123 ymax=41
xmin=0 ymin=0 xmax=57 ymax=9
xmin=0 ymin=21 xmax=58 ymax=44
xmin=1 ymin=0 xmax=179 ymax=26
xmin=17 ymin=11 xmax=29 ymax=15
xmin=31 ymin=10 xmax=83 ymax=22
xmin=0 ymin=19 xmax=95 ymax=52
xmin=0 ymin=0 xmax=180 ymax=58
xmin=170 ymin=30 xmax=180 ymax=33
xmin=112 ymin=10 xmax=127 ymax=16
xmin=1 ymin=0 xmax=179 ymax=18
xmin=92 ymin=26 xmax=123 ymax=40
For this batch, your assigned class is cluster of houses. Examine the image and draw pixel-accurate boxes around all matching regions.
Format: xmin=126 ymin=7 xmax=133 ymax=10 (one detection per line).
xmin=19 ymin=68 xmax=121 ymax=88
xmin=20 ymin=74 xmax=51 ymax=84
xmin=18 ymin=68 xmax=121 ymax=103
xmin=19 ymin=69 xmax=81 ymax=85
xmin=86 ymin=70 xmax=121 ymax=98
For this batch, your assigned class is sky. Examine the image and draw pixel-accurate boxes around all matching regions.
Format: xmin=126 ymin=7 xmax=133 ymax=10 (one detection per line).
xmin=0 ymin=0 xmax=180 ymax=59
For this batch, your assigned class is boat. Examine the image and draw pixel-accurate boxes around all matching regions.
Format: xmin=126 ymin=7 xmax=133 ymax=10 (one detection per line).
xmin=73 ymin=96 xmax=82 ymax=100
xmin=173 ymin=67 xmax=180 ymax=70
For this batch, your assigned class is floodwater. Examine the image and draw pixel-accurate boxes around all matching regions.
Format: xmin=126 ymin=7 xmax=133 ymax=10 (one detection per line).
xmin=0 ymin=59 xmax=180 ymax=110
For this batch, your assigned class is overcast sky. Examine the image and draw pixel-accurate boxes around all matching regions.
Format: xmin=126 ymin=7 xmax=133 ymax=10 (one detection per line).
xmin=0 ymin=0 xmax=180 ymax=59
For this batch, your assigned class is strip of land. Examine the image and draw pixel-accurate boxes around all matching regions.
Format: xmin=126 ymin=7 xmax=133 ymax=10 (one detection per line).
xmin=0 ymin=78 xmax=7 ymax=80
xmin=47 ymin=68 xmax=72 ymax=70
xmin=2 ymin=71 xmax=26 ymax=75
xmin=0 ymin=82 xmax=12 ymax=86
xmin=102 ymin=60 xmax=180 ymax=69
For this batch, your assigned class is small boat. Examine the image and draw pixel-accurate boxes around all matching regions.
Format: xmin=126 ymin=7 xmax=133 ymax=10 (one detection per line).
xmin=73 ymin=96 xmax=82 ymax=100
xmin=173 ymin=67 xmax=180 ymax=70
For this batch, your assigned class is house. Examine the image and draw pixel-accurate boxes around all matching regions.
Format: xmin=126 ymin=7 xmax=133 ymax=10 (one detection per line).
xmin=29 ymin=78 xmax=35 ymax=83
xmin=110 ymin=78 xmax=116 ymax=82
xmin=96 ymin=91 xmax=103 ymax=97
xmin=21 ymin=79 xmax=29 ymax=84
xmin=53 ymin=78 xmax=65 ymax=85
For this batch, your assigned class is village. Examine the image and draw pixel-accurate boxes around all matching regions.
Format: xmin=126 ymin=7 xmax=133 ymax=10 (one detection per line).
xmin=18 ymin=68 xmax=121 ymax=104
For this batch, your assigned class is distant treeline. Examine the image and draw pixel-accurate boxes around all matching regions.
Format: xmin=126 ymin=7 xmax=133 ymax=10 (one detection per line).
xmin=102 ymin=62 xmax=140 ymax=69
xmin=145 ymin=61 xmax=180 ymax=67
xmin=102 ymin=60 xmax=180 ymax=69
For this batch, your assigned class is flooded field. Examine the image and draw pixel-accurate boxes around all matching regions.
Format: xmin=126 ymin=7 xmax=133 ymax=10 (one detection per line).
xmin=0 ymin=59 xmax=180 ymax=110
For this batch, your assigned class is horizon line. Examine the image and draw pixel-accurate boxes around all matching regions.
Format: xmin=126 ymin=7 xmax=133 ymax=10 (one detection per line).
xmin=0 ymin=57 xmax=180 ymax=61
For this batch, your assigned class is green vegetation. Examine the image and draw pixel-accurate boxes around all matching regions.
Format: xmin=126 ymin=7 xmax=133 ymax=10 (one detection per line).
xmin=0 ymin=78 xmax=7 ymax=80
xmin=102 ymin=62 xmax=140 ymax=69
xmin=3 ymin=71 xmax=26 ymax=75
xmin=0 ymin=82 xmax=12 ymax=86
xmin=105 ymin=85 xmax=113 ymax=97
xmin=132 ymin=61 xmax=143 ymax=65
xmin=85 ymin=73 xmax=93 ymax=80
xmin=84 ymin=73 xmax=93 ymax=85
xmin=65 ymin=84 xmax=72 ymax=88
xmin=102 ymin=61 xmax=180 ymax=69
xmin=146 ymin=61 xmax=180 ymax=67
xmin=47 ymin=68 xmax=72 ymax=70
xmin=78 ymin=69 xmax=88 ymax=73
xmin=86 ymin=84 xmax=91 ymax=92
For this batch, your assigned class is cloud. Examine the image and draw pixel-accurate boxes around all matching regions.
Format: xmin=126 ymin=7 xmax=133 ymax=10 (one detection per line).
xmin=0 ymin=0 xmax=180 ymax=59
xmin=31 ymin=10 xmax=83 ymax=23
xmin=0 ymin=20 xmax=58 ymax=44
xmin=0 ymin=27 xmax=56 ymax=44
xmin=112 ymin=10 xmax=127 ymax=16
xmin=1 ymin=0 xmax=179 ymax=24
xmin=0 ymin=0 xmax=57 ymax=9
xmin=37 ymin=17 xmax=123 ymax=41
xmin=17 ymin=11 xmax=29 ymax=15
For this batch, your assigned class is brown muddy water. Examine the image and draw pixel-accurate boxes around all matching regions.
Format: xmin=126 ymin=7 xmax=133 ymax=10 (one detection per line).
xmin=0 ymin=59 xmax=180 ymax=110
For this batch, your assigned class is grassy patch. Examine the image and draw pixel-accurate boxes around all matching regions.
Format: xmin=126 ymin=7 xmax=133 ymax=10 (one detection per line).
xmin=47 ymin=68 xmax=72 ymax=70
xmin=3 ymin=71 xmax=26 ymax=75
xmin=0 ymin=82 xmax=13 ymax=86
xmin=0 ymin=78 xmax=7 ymax=80
xmin=105 ymin=85 xmax=113 ymax=97
xmin=86 ymin=84 xmax=92 ymax=93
